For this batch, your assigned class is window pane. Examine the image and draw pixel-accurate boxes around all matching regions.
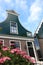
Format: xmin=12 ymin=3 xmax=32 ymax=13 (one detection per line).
xmin=11 ymin=22 xmax=16 ymax=27
xmin=13 ymin=27 xmax=17 ymax=33
xmin=27 ymin=42 xmax=32 ymax=46
xmin=27 ymin=42 xmax=35 ymax=57
xmin=10 ymin=21 xmax=18 ymax=34
xmin=28 ymin=47 xmax=35 ymax=57
xmin=14 ymin=42 xmax=20 ymax=48
xmin=10 ymin=27 xmax=13 ymax=32
xmin=10 ymin=41 xmax=20 ymax=49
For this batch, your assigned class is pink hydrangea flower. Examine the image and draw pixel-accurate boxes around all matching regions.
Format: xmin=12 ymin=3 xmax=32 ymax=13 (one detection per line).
xmin=2 ymin=46 xmax=9 ymax=51
xmin=3 ymin=56 xmax=11 ymax=62
xmin=0 ymin=56 xmax=11 ymax=64
xmin=23 ymin=55 xmax=31 ymax=60
xmin=0 ymin=58 xmax=4 ymax=64
xmin=10 ymin=49 xmax=15 ymax=54
xmin=10 ymin=48 xmax=20 ymax=54
xmin=16 ymin=50 xmax=21 ymax=55
xmin=29 ymin=57 xmax=36 ymax=63
xmin=20 ymin=51 xmax=27 ymax=56
xmin=0 ymin=41 xmax=3 ymax=45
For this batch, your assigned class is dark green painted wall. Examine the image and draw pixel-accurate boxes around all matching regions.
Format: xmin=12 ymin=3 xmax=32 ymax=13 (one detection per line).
xmin=0 ymin=13 xmax=32 ymax=37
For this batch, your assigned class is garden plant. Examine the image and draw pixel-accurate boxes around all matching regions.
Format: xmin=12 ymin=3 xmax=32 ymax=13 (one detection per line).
xmin=0 ymin=42 xmax=36 ymax=65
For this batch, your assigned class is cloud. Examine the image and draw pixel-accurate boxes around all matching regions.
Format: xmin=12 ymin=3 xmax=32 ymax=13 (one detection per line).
xmin=4 ymin=0 xmax=14 ymax=8
xmin=0 ymin=0 xmax=1 ymax=2
xmin=20 ymin=0 xmax=28 ymax=10
xmin=15 ymin=0 xmax=28 ymax=12
xmin=28 ymin=0 xmax=43 ymax=23
xmin=0 ymin=7 xmax=7 ymax=22
xmin=4 ymin=0 xmax=12 ymax=3
xmin=0 ymin=0 xmax=28 ymax=12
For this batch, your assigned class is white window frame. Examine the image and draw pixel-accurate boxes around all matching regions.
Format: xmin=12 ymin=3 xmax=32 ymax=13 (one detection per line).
xmin=0 ymin=39 xmax=4 ymax=46
xmin=26 ymin=41 xmax=33 ymax=56
xmin=10 ymin=21 xmax=18 ymax=34
xmin=9 ymin=40 xmax=21 ymax=50
xmin=26 ymin=41 xmax=38 ymax=62
xmin=26 ymin=41 xmax=35 ymax=56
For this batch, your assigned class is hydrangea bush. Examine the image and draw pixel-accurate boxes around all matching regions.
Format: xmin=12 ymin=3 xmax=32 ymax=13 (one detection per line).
xmin=0 ymin=42 xmax=36 ymax=65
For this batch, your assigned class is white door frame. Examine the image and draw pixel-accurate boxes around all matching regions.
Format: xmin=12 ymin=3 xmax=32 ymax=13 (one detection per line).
xmin=26 ymin=41 xmax=38 ymax=64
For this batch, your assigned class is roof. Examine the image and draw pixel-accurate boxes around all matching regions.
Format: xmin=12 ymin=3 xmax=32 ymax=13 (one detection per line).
xmin=34 ymin=19 xmax=43 ymax=38
xmin=0 ymin=10 xmax=32 ymax=38
xmin=35 ymin=19 xmax=43 ymax=34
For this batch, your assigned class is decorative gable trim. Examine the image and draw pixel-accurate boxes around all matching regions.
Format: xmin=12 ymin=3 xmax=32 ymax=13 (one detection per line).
xmin=6 ymin=10 xmax=19 ymax=16
xmin=35 ymin=19 xmax=43 ymax=34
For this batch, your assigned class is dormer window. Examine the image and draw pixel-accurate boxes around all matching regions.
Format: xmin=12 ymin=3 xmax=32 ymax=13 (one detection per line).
xmin=27 ymin=32 xmax=32 ymax=36
xmin=10 ymin=21 xmax=18 ymax=34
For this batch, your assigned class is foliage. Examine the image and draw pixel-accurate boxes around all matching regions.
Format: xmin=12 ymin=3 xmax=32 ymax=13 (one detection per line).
xmin=0 ymin=42 xmax=36 ymax=65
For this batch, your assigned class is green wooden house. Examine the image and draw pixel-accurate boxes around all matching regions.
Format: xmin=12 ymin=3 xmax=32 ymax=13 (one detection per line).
xmin=0 ymin=10 xmax=37 ymax=60
xmin=34 ymin=19 xmax=43 ymax=61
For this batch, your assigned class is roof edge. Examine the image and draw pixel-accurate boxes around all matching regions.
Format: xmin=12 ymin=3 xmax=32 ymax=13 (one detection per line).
xmin=0 ymin=34 xmax=34 ymax=41
xmin=35 ymin=19 xmax=43 ymax=34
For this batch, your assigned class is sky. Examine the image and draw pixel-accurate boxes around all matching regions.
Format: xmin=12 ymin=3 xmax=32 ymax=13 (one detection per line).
xmin=0 ymin=0 xmax=43 ymax=34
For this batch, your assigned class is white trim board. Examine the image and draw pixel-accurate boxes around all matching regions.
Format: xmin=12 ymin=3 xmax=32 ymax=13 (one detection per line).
xmin=0 ymin=39 xmax=4 ymax=46
xmin=35 ymin=19 xmax=43 ymax=34
xmin=0 ymin=35 xmax=34 ymax=41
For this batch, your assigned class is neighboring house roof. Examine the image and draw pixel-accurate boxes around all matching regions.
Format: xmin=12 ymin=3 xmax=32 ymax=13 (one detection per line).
xmin=0 ymin=10 xmax=32 ymax=38
xmin=34 ymin=19 xmax=43 ymax=38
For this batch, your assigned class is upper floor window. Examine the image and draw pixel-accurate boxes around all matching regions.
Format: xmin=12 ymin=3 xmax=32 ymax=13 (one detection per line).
xmin=10 ymin=21 xmax=18 ymax=34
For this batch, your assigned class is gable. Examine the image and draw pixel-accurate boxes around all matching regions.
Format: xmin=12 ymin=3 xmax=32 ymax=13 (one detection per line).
xmin=0 ymin=10 xmax=32 ymax=38
xmin=38 ymin=23 xmax=43 ymax=38
xmin=35 ymin=19 xmax=43 ymax=38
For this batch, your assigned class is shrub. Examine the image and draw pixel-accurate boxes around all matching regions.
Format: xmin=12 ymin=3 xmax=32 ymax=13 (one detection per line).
xmin=0 ymin=42 xmax=36 ymax=65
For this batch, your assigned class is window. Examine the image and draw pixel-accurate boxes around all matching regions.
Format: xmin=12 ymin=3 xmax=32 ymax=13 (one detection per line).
xmin=0 ymin=39 xmax=4 ymax=46
xmin=10 ymin=21 xmax=18 ymax=34
xmin=26 ymin=42 xmax=35 ymax=57
xmin=27 ymin=32 xmax=32 ymax=36
xmin=9 ymin=40 xmax=21 ymax=49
